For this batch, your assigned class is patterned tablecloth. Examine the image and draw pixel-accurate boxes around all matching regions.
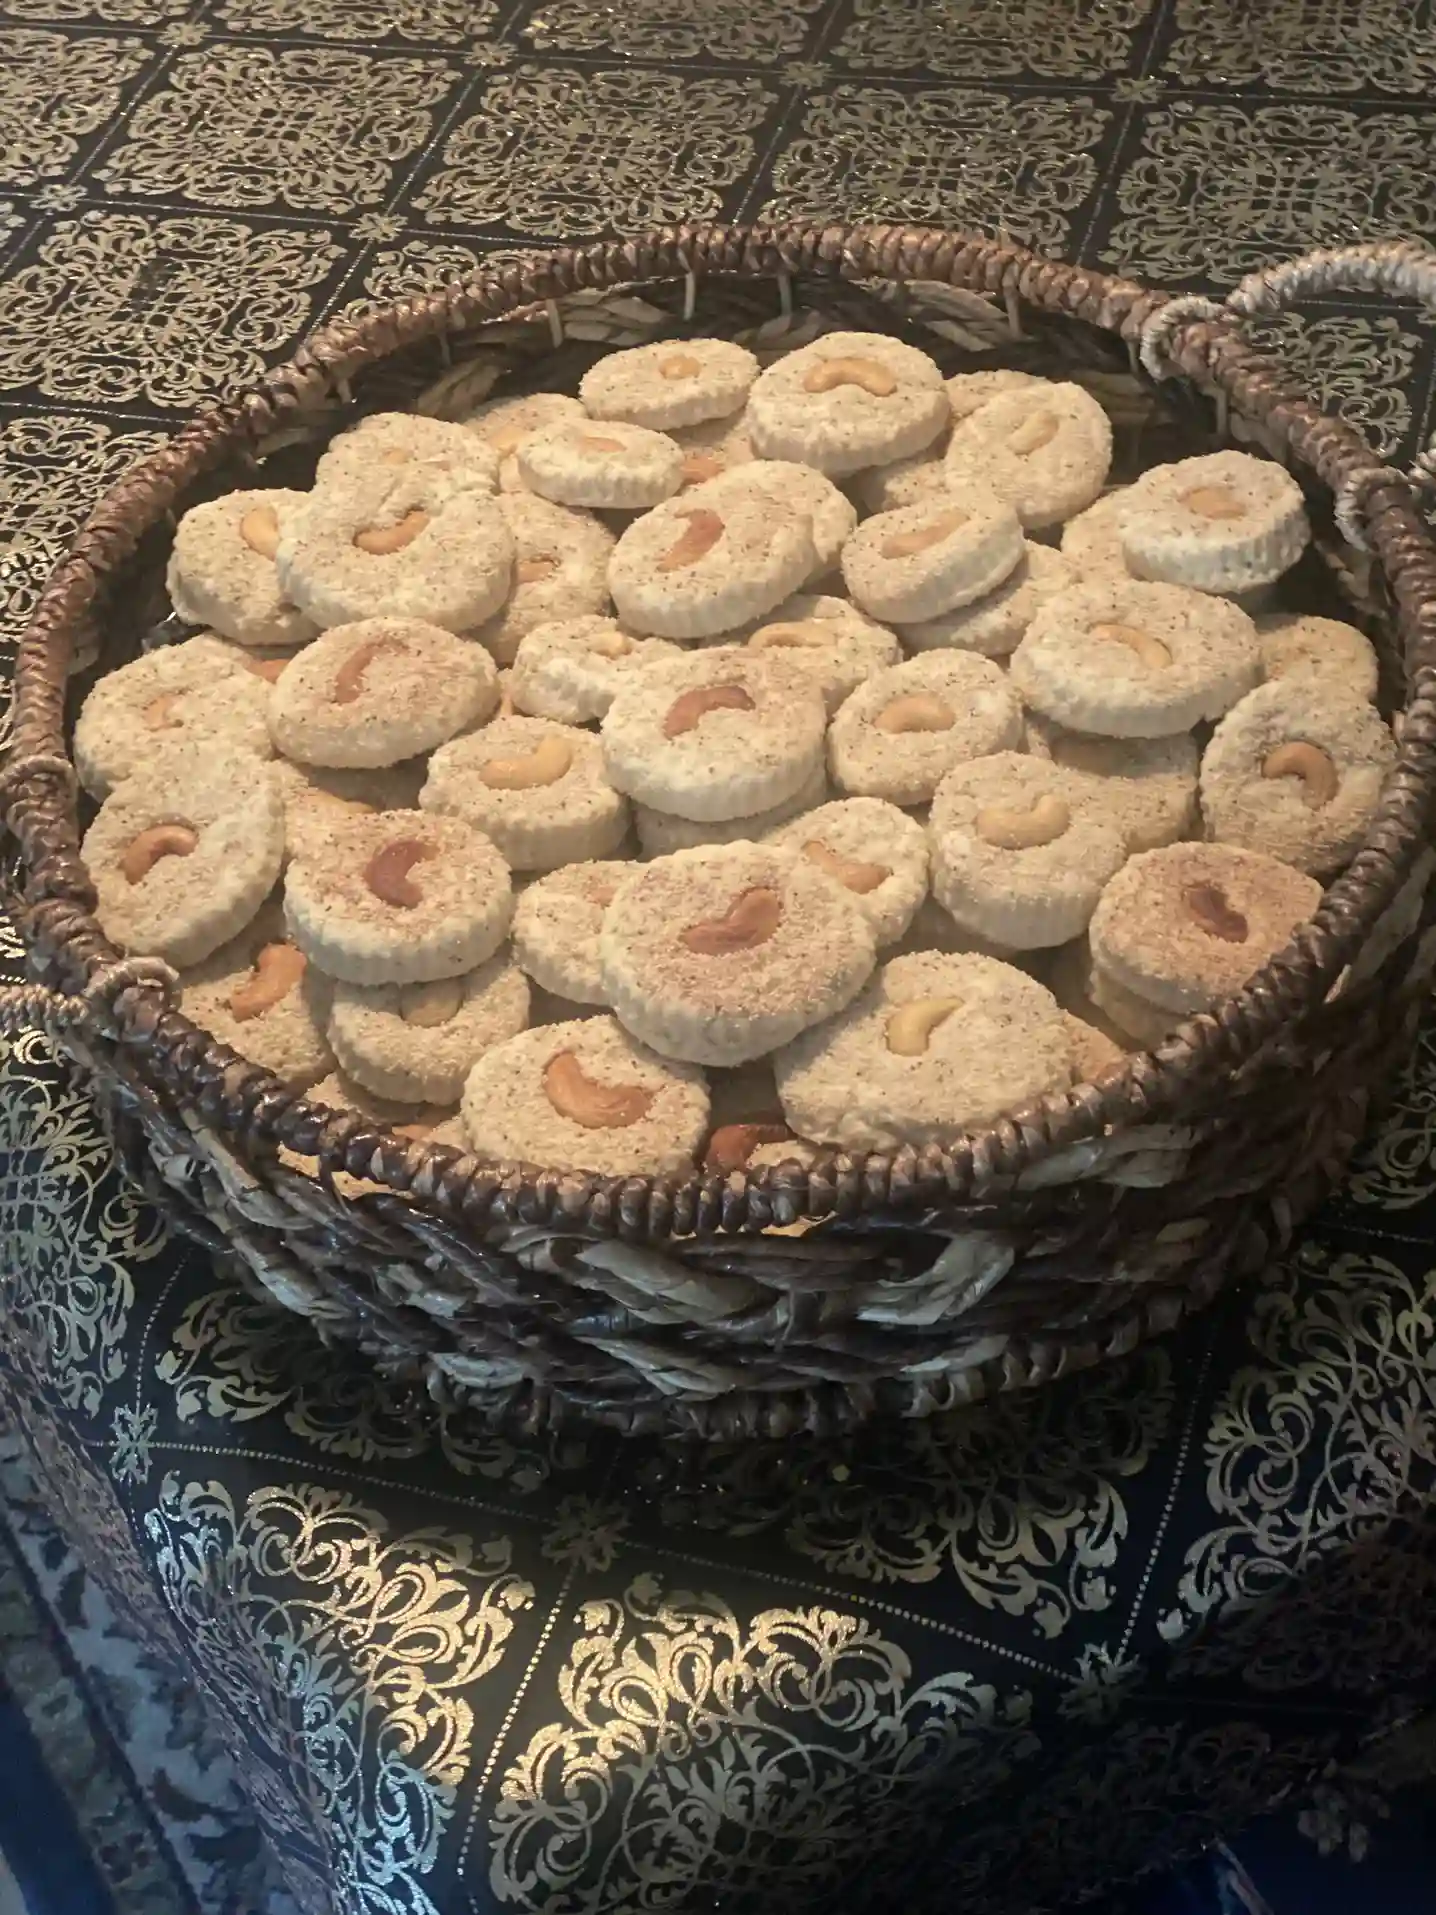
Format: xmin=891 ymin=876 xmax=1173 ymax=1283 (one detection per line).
xmin=4 ymin=3 xmax=1436 ymax=1912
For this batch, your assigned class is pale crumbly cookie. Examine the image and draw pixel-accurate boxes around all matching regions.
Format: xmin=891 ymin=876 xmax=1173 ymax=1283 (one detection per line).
xmin=1059 ymin=489 xmax=1132 ymax=575
xmin=746 ymin=331 xmax=949 ymax=476
xmin=466 ymin=492 xmax=615 ymax=666
xmin=1084 ymin=956 xmax=1178 ymax=1046
xmin=1199 ymin=679 xmax=1396 ymax=876
xmin=465 ymin=391 xmax=586 ymax=461
xmin=511 ymin=860 xmax=631 ymax=1005
xmin=943 ymin=382 xmax=1112 ymax=531
xmin=74 ymin=633 xmax=273 ymax=799
xmin=1087 ymin=841 xmax=1323 ymax=1014
xmin=267 ymin=617 xmax=497 ymax=768
xmin=743 ymin=594 xmax=901 ymax=713
xmin=774 ymin=951 xmax=1072 ymax=1152
xmin=600 ymin=843 xmax=877 ymax=1065
xmin=928 ymin=751 xmax=1129 ymax=950
xmin=84 ymin=743 xmax=284 ymax=968
xmin=1256 ymin=612 xmax=1379 ymax=704
xmin=510 ymin=615 xmax=681 ymax=724
xmin=517 ymin=418 xmax=684 ymax=510
xmin=210 ymin=637 xmax=310 ymax=686
xmin=1025 ymin=716 xmax=1199 ymax=853
xmin=1010 ymin=577 xmax=1259 ymax=738
xmin=1061 ymin=1009 xmax=1128 ymax=1084
xmin=944 ymin=368 xmax=1051 ymax=422
xmin=580 ymin=339 xmax=758 ymax=430
xmin=272 ymin=756 xmax=427 ymax=865
xmin=1117 ymin=450 xmax=1310 ymax=593
xmin=315 ymin=412 xmax=499 ymax=498
xmin=765 ymin=796 xmax=928 ymax=948
xmin=329 ymin=950 xmax=530 ymax=1105
xmin=687 ymin=460 xmax=856 ymax=581
xmin=167 ymin=488 xmax=318 ymax=649
xmin=632 ymin=757 xmax=828 ymax=857
xmin=852 ymin=448 xmax=951 ymax=517
xmin=840 ymin=491 xmax=1024 ymax=623
xmin=179 ymin=898 xmax=333 ymax=1088
xmin=667 ymin=412 xmax=757 ymax=490
xmin=601 ymin=649 xmax=827 ymax=822
xmin=283 ymin=807 xmax=513 ymax=985
xmin=828 ymin=652 xmax=1023 ymax=806
xmin=421 ymin=715 xmax=628 ymax=870
xmin=608 ymin=489 xmax=816 ymax=639
xmin=277 ymin=468 xmax=513 ymax=632
xmin=898 ymin=542 xmax=1075 ymax=658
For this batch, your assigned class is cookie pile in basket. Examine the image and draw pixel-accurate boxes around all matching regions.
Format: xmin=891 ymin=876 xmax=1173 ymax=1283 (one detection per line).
xmin=72 ymin=330 xmax=1397 ymax=1179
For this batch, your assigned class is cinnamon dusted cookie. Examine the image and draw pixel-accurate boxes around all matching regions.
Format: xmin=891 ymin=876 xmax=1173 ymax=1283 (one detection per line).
xmin=1025 ymin=717 xmax=1199 ymax=854
xmin=840 ymin=491 xmax=1024 ymax=623
xmin=510 ymin=616 xmax=682 ymax=724
xmin=747 ymin=331 xmax=948 ymax=476
xmin=742 ymin=595 xmax=900 ymax=713
xmin=580 ymin=339 xmax=758 ymax=430
xmin=1256 ymin=612 xmax=1380 ymax=704
xmin=272 ymin=757 xmax=427 ymax=865
xmin=315 ymin=412 xmax=499 ymax=498
xmin=421 ymin=715 xmax=628 ymax=870
xmin=74 ymin=633 xmax=274 ymax=798
xmin=329 ymin=950 xmax=530 ymax=1105
xmin=179 ymin=898 xmax=333 ymax=1089
xmin=828 ymin=652 xmax=1023 ymax=806
xmin=467 ymin=492 xmax=615 ymax=666
xmin=511 ymin=860 xmax=632 ymax=1005
xmin=688 ymin=460 xmax=856 ymax=582
xmin=167 ymin=488 xmax=317 ymax=648
xmin=943 ymin=382 xmax=1112 ymax=531
xmin=608 ymin=489 xmax=815 ymax=639
xmin=1118 ymin=450 xmax=1309 ymax=593
xmin=517 ymin=418 xmax=684 ymax=510
xmin=632 ymin=757 xmax=828 ymax=857
xmin=765 ymin=797 xmax=928 ymax=949
xmin=898 ymin=543 xmax=1075 ymax=658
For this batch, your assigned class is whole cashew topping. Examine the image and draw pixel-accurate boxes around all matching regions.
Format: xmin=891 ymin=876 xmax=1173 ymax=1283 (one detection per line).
xmin=398 ymin=977 xmax=466 ymax=1027
xmin=659 ymin=352 xmax=702 ymax=380
xmin=1181 ymin=484 xmax=1247 ymax=521
xmin=705 ymin=1121 xmax=796 ymax=1172
xmin=516 ymin=553 xmax=560 ymax=584
xmin=1261 ymin=740 xmax=1339 ymax=809
xmin=353 ymin=509 xmax=429 ymax=555
xmin=748 ymin=620 xmax=828 ymax=651
xmin=1006 ymin=409 xmax=1060 ymax=455
xmin=586 ymin=629 xmax=633 ymax=659
xmin=657 ymin=507 xmax=726 ymax=572
xmin=333 ymin=635 xmax=403 ymax=704
xmin=543 ymin=1050 xmax=655 ymax=1129
xmin=228 ymin=942 xmax=307 ymax=1021
xmin=681 ymin=886 xmax=783 ymax=954
xmin=364 ymin=837 xmax=433 ymax=909
xmin=681 ymin=450 xmax=726 ymax=486
xmin=885 ymin=996 xmax=963 ymax=1055
xmin=803 ymin=356 xmax=898 ymax=398
xmin=662 ymin=682 xmax=755 ymax=737
xmin=143 ymin=692 xmax=183 ymax=730
xmin=1089 ymin=621 xmax=1173 ymax=669
xmin=1183 ymin=880 xmax=1248 ymax=943
xmin=880 ymin=507 xmax=971 ymax=559
xmin=239 ymin=505 xmax=280 ymax=558
xmin=480 ymin=734 xmax=574 ymax=790
xmin=975 ymin=793 xmax=1071 ymax=850
xmin=874 ymin=693 xmax=955 ymax=734
xmin=120 ymin=822 xmax=198 ymax=884
xmin=802 ymin=839 xmax=890 ymax=894
xmin=244 ymin=656 xmax=291 ymax=684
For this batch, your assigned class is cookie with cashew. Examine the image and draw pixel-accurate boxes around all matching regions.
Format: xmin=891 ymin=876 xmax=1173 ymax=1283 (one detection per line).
xmin=315 ymin=412 xmax=500 ymax=499
xmin=765 ymin=796 xmax=928 ymax=949
xmin=517 ymin=417 xmax=684 ymax=510
xmin=283 ymin=807 xmax=513 ymax=985
xmin=688 ymin=460 xmax=856 ymax=582
xmin=466 ymin=491 xmax=615 ymax=665
xmin=465 ymin=391 xmax=586 ymax=476
xmin=1199 ymin=679 xmax=1396 ymax=876
xmin=740 ymin=594 xmax=900 ymax=713
xmin=268 ymin=617 xmax=497 ymax=768
xmin=943 ymin=381 xmax=1112 ymax=531
xmin=167 ymin=488 xmax=318 ymax=649
xmin=608 ymin=488 xmax=815 ymax=639
xmin=329 ymin=949 xmax=530 ymax=1105
xmin=601 ymin=649 xmax=827 ymax=823
xmin=1010 ymin=577 xmax=1259 ymax=738
xmin=1059 ymin=489 xmax=1133 ymax=575
xmin=512 ymin=860 xmax=633 ymax=1005
xmin=421 ymin=715 xmax=628 ymax=870
xmin=852 ymin=448 xmax=951 ymax=517
xmin=828 ymin=652 xmax=1023 ymax=807
xmin=632 ymin=757 xmax=828 ymax=857
xmin=84 ymin=743 xmax=285 ymax=968
xmin=774 ymin=951 xmax=1072 ymax=1152
xmin=666 ymin=413 xmax=758 ymax=490
xmin=1118 ymin=450 xmax=1309 ymax=593
xmin=1025 ymin=715 xmax=1199 ymax=853
xmin=179 ymin=899 xmax=333 ymax=1089
xmin=510 ymin=615 xmax=682 ymax=724
xmin=461 ymin=1015 xmax=708 ymax=1179
xmin=747 ymin=330 xmax=949 ymax=476
xmin=580 ymin=339 xmax=758 ymax=430
xmin=899 ymin=543 xmax=1075 ymax=659
xmin=272 ymin=756 xmax=427 ymax=865
xmin=600 ymin=843 xmax=876 ymax=1066
xmin=1256 ymin=612 xmax=1380 ymax=704
xmin=840 ymin=489 xmax=1024 ymax=623
xmin=944 ymin=368 xmax=1051 ymax=422
xmin=74 ymin=632 xmax=275 ymax=799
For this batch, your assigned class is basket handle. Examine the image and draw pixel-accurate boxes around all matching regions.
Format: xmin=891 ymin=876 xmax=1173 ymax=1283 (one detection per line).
xmin=0 ymin=957 xmax=177 ymax=1048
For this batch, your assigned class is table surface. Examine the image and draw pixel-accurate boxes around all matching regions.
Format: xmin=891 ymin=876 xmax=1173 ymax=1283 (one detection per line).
xmin=5 ymin=3 xmax=1436 ymax=1913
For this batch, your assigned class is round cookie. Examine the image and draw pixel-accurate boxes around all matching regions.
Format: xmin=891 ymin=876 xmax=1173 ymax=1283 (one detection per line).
xmin=283 ymin=807 xmax=513 ymax=985
xmin=83 ymin=743 xmax=284 ymax=968
xmin=774 ymin=951 xmax=1072 ymax=1152
xmin=466 ymin=492 xmax=615 ymax=666
xmin=1047 ymin=939 xmax=1144 ymax=1055
xmin=1010 ymin=577 xmax=1259 ymax=738
xmin=179 ymin=898 xmax=333 ymax=1089
xmin=511 ymin=860 xmax=631 ymax=1005
xmin=1118 ymin=451 xmax=1309 ymax=594
xmin=580 ymin=339 xmax=758 ymax=430
xmin=74 ymin=632 xmax=274 ymax=798
xmin=315 ymin=412 xmax=499 ymax=499
xmin=828 ymin=652 xmax=1023 ymax=807
xmin=687 ymin=460 xmax=856 ymax=582
xmin=943 ymin=382 xmax=1112 ymax=531
xmin=633 ymin=757 xmax=828 ymax=857
xmin=945 ymin=369 xmax=1051 ymax=422
xmin=517 ymin=418 xmax=683 ymax=510
xmin=510 ymin=616 xmax=682 ymax=724
xmin=742 ymin=594 xmax=900 ymax=713
xmin=1256 ymin=612 xmax=1379 ymax=704
xmin=746 ymin=331 xmax=949 ymax=476
xmin=840 ymin=491 xmax=1024 ymax=623
xmin=267 ymin=617 xmax=497 ymax=768
xmin=167 ymin=488 xmax=318 ymax=649
xmin=1199 ymin=679 xmax=1396 ymax=876
xmin=667 ymin=413 xmax=757 ymax=490
xmin=421 ymin=715 xmax=628 ymax=870
xmin=608 ymin=489 xmax=815 ymax=639
xmin=1025 ymin=717 xmax=1199 ymax=853
xmin=329 ymin=950 xmax=530 ymax=1105
xmin=765 ymin=796 xmax=929 ymax=949
xmin=466 ymin=391 xmax=586 ymax=462
xmin=898 ymin=542 xmax=1075 ymax=658
xmin=853 ymin=449 xmax=951 ymax=517
xmin=1059 ymin=489 xmax=1132 ymax=575
xmin=600 ymin=843 xmax=877 ymax=1066
xmin=1062 ymin=1010 xmax=1128 ymax=1085
xmin=272 ymin=756 xmax=427 ymax=865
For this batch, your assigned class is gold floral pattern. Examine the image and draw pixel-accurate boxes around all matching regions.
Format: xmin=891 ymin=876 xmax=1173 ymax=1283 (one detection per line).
xmin=1243 ymin=311 xmax=1422 ymax=459
xmin=522 ymin=0 xmax=825 ymax=64
xmin=1165 ymin=0 xmax=1436 ymax=94
xmin=0 ymin=412 xmax=170 ymax=553
xmin=1343 ymin=1023 xmax=1436 ymax=1211
xmin=834 ymin=0 xmax=1153 ymax=80
xmin=0 ymin=30 xmax=152 ymax=186
xmin=0 ymin=0 xmax=185 ymax=17
xmin=217 ymin=0 xmax=498 ymax=41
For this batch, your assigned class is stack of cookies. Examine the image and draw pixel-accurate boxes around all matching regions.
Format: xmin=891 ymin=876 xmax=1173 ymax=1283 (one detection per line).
xmin=72 ymin=326 xmax=1397 ymax=1177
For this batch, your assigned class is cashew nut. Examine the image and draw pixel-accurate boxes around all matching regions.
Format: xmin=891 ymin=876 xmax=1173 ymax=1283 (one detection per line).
xmin=1089 ymin=621 xmax=1173 ymax=669
xmin=885 ymin=996 xmax=963 ymax=1055
xmin=1262 ymin=740 xmax=1339 ymax=809
xmin=1181 ymin=484 xmax=1247 ymax=521
xmin=244 ymin=656 xmax=291 ymax=683
xmin=378 ymin=447 xmax=412 ymax=467
xmin=228 ymin=942 xmax=307 ymax=1021
xmin=657 ymin=507 xmax=726 ymax=572
xmin=399 ymin=977 xmax=466 ymax=1027
xmin=480 ymin=734 xmax=574 ymax=789
xmin=681 ymin=886 xmax=783 ymax=954
xmin=802 ymin=839 xmax=889 ymax=895
xmin=577 ymin=432 xmax=629 ymax=454
xmin=975 ymin=793 xmax=1071 ymax=850
xmin=874 ymin=693 xmax=955 ymax=734
xmin=586 ymin=629 xmax=633 ymax=659
xmin=659 ymin=352 xmax=702 ymax=380
xmin=663 ymin=682 xmax=755 ymax=737
xmin=516 ymin=553 xmax=559 ymax=584
xmin=881 ymin=507 xmax=971 ymax=559
xmin=803 ymin=356 xmax=898 ymax=398
xmin=364 ymin=837 xmax=433 ymax=909
xmin=748 ymin=620 xmax=828 ymax=651
xmin=543 ymin=1050 xmax=655 ymax=1129
xmin=333 ymin=635 xmax=403 ymax=704
xmin=143 ymin=692 xmax=183 ymax=730
xmin=705 ymin=1121 xmax=795 ymax=1172
xmin=353 ymin=509 xmax=429 ymax=555
xmin=681 ymin=450 xmax=726 ymax=486
xmin=239 ymin=505 xmax=280 ymax=558
xmin=120 ymin=822 xmax=198 ymax=884
xmin=1183 ymin=880 xmax=1248 ymax=943
xmin=1006 ymin=409 xmax=1059 ymax=455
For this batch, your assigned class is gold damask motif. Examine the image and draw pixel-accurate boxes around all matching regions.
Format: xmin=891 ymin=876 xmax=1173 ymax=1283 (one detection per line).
xmin=1165 ymin=0 xmax=1436 ymax=94
xmin=413 ymin=66 xmax=774 ymax=235
xmin=218 ymin=0 xmax=498 ymax=41
xmin=98 ymin=46 xmax=460 ymax=215
xmin=147 ymin=1476 xmax=534 ymax=1915
xmin=0 ymin=413 xmax=170 ymax=554
xmin=1242 ymin=312 xmax=1419 ymax=459
xmin=489 ymin=1573 xmax=1038 ymax=1913
xmin=1343 ymin=1023 xmax=1436 ymax=1210
xmin=763 ymin=87 xmax=1112 ymax=256
xmin=0 ymin=30 xmax=152 ymax=185
xmin=1102 ymin=103 xmax=1436 ymax=285
xmin=834 ymin=0 xmax=1152 ymax=80
xmin=0 ymin=213 xmax=342 ymax=407
xmin=1 ymin=0 xmax=185 ymax=17
xmin=522 ymin=0 xmax=824 ymax=64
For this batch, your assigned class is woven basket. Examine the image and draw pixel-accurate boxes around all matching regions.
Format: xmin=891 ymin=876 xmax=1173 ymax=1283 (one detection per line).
xmin=7 ymin=225 xmax=1436 ymax=1441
